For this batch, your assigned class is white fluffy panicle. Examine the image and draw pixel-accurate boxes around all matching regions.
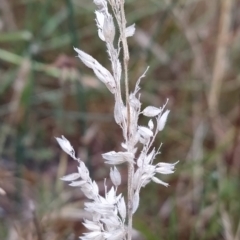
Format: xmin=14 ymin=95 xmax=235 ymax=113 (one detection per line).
xmin=56 ymin=1 xmax=178 ymax=239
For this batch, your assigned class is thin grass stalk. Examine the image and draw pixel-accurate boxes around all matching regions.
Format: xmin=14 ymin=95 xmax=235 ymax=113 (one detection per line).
xmin=118 ymin=2 xmax=134 ymax=239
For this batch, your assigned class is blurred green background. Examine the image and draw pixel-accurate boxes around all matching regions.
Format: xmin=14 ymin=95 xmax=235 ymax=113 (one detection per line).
xmin=0 ymin=0 xmax=240 ymax=239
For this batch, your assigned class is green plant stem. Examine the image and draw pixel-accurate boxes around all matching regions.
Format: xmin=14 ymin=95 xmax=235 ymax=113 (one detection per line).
xmin=0 ymin=48 xmax=67 ymax=78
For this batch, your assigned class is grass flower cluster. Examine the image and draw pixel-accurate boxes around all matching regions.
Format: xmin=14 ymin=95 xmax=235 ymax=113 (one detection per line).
xmin=56 ymin=0 xmax=178 ymax=239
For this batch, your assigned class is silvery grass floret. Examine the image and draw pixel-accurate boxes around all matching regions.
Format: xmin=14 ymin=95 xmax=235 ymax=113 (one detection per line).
xmin=56 ymin=0 xmax=178 ymax=239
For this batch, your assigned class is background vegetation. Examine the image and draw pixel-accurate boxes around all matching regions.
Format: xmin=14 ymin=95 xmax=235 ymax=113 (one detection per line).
xmin=0 ymin=0 xmax=239 ymax=239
